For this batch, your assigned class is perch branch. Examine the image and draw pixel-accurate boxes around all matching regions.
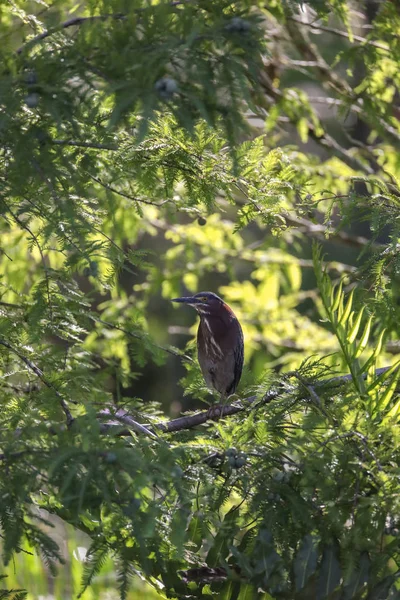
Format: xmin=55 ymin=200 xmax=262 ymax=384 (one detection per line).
xmin=98 ymin=367 xmax=393 ymax=436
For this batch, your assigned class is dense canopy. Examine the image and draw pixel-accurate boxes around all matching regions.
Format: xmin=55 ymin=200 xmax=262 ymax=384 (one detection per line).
xmin=1 ymin=1 xmax=400 ymax=598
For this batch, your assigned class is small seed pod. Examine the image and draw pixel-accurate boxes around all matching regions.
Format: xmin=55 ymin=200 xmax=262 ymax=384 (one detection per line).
xmin=225 ymin=447 xmax=237 ymax=458
xmin=84 ymin=261 xmax=98 ymax=277
xmin=24 ymin=92 xmax=39 ymax=108
xmin=155 ymin=77 xmax=178 ymax=100
xmin=105 ymin=452 xmax=117 ymax=463
xmin=234 ymin=454 xmax=247 ymax=469
xmin=171 ymin=465 xmax=183 ymax=478
xmin=225 ymin=17 xmax=251 ymax=34
xmin=25 ymin=70 xmax=37 ymax=86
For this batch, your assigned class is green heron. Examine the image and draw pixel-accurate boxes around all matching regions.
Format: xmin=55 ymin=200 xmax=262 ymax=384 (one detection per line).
xmin=171 ymin=291 xmax=244 ymax=401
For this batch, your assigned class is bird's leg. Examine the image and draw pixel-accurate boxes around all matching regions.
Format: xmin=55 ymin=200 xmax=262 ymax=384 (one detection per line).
xmin=206 ymin=393 xmax=226 ymax=420
xmin=206 ymin=404 xmax=222 ymax=420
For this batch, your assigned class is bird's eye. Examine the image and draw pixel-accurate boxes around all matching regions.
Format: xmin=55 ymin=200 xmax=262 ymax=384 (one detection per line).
xmin=200 ymin=296 xmax=208 ymax=302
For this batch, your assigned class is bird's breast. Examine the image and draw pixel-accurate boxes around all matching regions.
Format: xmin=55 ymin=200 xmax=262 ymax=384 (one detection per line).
xmin=200 ymin=317 xmax=224 ymax=359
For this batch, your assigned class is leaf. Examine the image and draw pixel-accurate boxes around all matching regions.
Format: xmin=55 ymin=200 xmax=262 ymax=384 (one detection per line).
xmin=355 ymin=315 xmax=373 ymax=358
xmin=80 ymin=542 xmax=110 ymax=595
xmin=294 ymin=534 xmax=319 ymax=592
xmin=170 ymin=506 xmax=191 ymax=555
xmin=331 ymin=280 xmax=343 ymax=314
xmin=367 ymin=362 xmax=400 ymax=393
xmin=348 ymin=307 xmax=365 ymax=345
xmin=297 ymin=118 xmax=309 ymax=143
xmin=206 ymin=507 xmax=239 ymax=567
xmin=316 ymin=545 xmax=341 ymax=600
xmin=237 ymin=583 xmax=258 ymax=600
xmin=376 ymin=365 xmax=400 ymax=415
xmin=366 ymin=574 xmax=397 ymax=600
xmin=361 ymin=330 xmax=386 ymax=374
xmin=339 ymin=289 xmax=354 ymax=326
xmin=342 ymin=552 xmax=369 ymax=599
xmin=252 ymin=529 xmax=282 ymax=585
xmin=384 ymin=393 xmax=400 ymax=422
xmin=186 ymin=515 xmax=206 ymax=551
xmin=220 ymin=582 xmax=240 ymax=600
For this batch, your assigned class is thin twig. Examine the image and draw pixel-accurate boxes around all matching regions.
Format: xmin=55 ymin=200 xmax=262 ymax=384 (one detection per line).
xmin=294 ymin=372 xmax=334 ymax=423
xmin=258 ymin=71 xmax=373 ymax=174
xmin=88 ymin=174 xmax=168 ymax=207
xmin=284 ymin=214 xmax=383 ymax=250
xmin=89 ymin=315 xmax=194 ymax=363
xmin=288 ymin=16 xmax=390 ymax=52
xmin=16 ymin=14 xmax=126 ymax=54
xmin=2 ymin=199 xmax=53 ymax=320
xmin=284 ymin=14 xmax=400 ymax=149
xmin=0 ymin=339 xmax=74 ymax=426
xmin=307 ymin=96 xmax=362 ymax=114
xmin=0 ymin=533 xmax=34 ymax=557
xmin=326 ymin=366 xmax=390 ymax=386
xmin=0 ymin=301 xmax=23 ymax=309
xmin=52 ymin=139 xmax=117 ymax=151
xmin=16 ymin=3 xmax=186 ymax=54
xmin=98 ymin=409 xmax=158 ymax=439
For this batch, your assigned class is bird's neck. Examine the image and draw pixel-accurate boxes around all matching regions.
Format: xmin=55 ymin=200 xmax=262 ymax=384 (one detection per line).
xmin=199 ymin=311 xmax=234 ymax=327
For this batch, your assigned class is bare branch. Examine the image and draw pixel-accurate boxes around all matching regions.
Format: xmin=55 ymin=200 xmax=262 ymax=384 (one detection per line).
xmin=284 ymin=214 xmax=383 ymax=250
xmin=154 ymin=395 xmax=258 ymax=433
xmin=52 ymin=139 xmax=117 ymax=151
xmin=284 ymin=14 xmax=400 ymax=149
xmin=98 ymin=409 xmax=158 ymax=439
xmin=288 ymin=16 xmax=390 ymax=52
xmin=258 ymin=71 xmax=374 ymax=174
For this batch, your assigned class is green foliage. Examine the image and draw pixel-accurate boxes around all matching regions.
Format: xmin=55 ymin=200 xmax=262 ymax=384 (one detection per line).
xmin=1 ymin=1 xmax=400 ymax=599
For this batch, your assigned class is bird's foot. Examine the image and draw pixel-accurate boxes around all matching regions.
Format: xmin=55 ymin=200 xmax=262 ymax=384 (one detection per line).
xmin=206 ymin=404 xmax=224 ymax=420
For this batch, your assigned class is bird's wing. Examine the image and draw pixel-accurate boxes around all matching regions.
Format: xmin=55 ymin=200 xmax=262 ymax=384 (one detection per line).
xmin=227 ymin=323 xmax=244 ymax=395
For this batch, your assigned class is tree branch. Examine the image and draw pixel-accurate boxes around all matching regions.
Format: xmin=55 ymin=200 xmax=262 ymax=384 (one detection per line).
xmin=16 ymin=14 xmax=126 ymax=55
xmin=288 ymin=16 xmax=390 ymax=52
xmin=52 ymin=139 xmax=117 ymax=151
xmin=284 ymin=13 xmax=400 ymax=149
xmin=98 ymin=409 xmax=158 ymax=439
xmin=98 ymin=367 xmax=393 ymax=436
xmin=258 ymin=71 xmax=374 ymax=174
xmin=88 ymin=174 xmax=168 ymax=207
xmin=89 ymin=315 xmax=194 ymax=363
xmin=16 ymin=3 xmax=186 ymax=55
xmin=284 ymin=214 xmax=383 ymax=250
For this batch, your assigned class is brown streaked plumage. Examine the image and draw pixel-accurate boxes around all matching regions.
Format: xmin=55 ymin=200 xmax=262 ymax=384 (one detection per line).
xmin=171 ymin=291 xmax=244 ymax=398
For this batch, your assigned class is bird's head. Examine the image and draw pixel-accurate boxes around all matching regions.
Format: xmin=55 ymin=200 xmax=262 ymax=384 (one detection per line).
xmin=171 ymin=291 xmax=231 ymax=317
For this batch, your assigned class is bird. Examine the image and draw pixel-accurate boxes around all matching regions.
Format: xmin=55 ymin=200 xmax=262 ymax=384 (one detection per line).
xmin=171 ymin=291 xmax=244 ymax=404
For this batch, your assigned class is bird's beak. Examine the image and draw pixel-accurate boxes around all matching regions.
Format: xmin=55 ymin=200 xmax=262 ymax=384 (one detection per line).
xmin=171 ymin=296 xmax=200 ymax=305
